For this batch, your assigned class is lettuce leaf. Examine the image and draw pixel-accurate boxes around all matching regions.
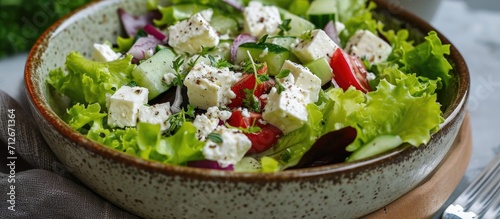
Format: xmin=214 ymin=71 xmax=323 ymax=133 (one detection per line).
xmin=47 ymin=51 xmax=135 ymax=106
xmin=323 ymin=74 xmax=443 ymax=161
xmin=400 ymin=31 xmax=452 ymax=88
xmin=258 ymin=104 xmax=324 ymax=169
xmin=156 ymin=122 xmax=205 ymax=165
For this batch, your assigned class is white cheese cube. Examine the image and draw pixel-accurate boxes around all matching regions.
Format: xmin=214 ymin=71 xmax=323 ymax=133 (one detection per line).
xmin=292 ymin=29 xmax=340 ymax=63
xmin=138 ymin=103 xmax=172 ymax=131
xmin=262 ymin=86 xmax=309 ymax=134
xmin=193 ymin=114 xmax=220 ymax=141
xmin=202 ymin=126 xmax=252 ymax=168
xmin=168 ymin=11 xmax=219 ymax=55
xmin=345 ymin=30 xmax=392 ymax=64
xmin=243 ymin=1 xmax=282 ymax=38
xmin=92 ymin=43 xmax=121 ymax=62
xmin=107 ymin=86 xmax=149 ymax=128
xmin=280 ymin=60 xmax=322 ymax=103
xmin=183 ymin=63 xmax=238 ymax=110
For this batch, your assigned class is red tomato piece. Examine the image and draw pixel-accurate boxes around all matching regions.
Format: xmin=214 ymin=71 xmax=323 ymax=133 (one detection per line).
xmin=329 ymin=48 xmax=371 ymax=93
xmin=228 ymin=63 xmax=275 ymax=109
xmin=227 ymin=110 xmax=282 ymax=154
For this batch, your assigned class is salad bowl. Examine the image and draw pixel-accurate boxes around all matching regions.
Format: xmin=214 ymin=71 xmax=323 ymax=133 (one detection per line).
xmin=25 ymin=0 xmax=469 ymax=218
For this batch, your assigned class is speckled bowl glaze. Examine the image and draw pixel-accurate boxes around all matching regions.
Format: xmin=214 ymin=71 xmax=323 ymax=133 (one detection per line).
xmin=25 ymin=0 xmax=469 ymax=218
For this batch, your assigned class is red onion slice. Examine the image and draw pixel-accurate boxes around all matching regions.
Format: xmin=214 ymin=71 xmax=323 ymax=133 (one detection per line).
xmin=222 ymin=0 xmax=245 ymax=11
xmin=118 ymin=8 xmax=150 ymax=37
xmin=143 ymin=24 xmax=168 ymax=42
xmin=187 ymin=160 xmax=234 ymax=171
xmin=231 ymin=33 xmax=257 ymax=63
xmin=324 ymin=20 xmax=341 ymax=46
xmin=127 ymin=36 xmax=162 ymax=60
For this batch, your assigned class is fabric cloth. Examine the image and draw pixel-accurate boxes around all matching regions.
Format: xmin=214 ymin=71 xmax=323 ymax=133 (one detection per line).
xmin=0 ymin=90 xmax=139 ymax=218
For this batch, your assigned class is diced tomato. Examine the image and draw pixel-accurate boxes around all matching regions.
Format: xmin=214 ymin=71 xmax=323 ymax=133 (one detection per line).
xmin=244 ymin=125 xmax=282 ymax=154
xmin=228 ymin=64 xmax=275 ymax=109
xmin=227 ymin=110 xmax=282 ymax=154
xmin=329 ymin=48 xmax=371 ymax=93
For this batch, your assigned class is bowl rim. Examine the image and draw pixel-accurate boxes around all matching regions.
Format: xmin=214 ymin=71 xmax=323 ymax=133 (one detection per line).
xmin=24 ymin=0 xmax=470 ymax=182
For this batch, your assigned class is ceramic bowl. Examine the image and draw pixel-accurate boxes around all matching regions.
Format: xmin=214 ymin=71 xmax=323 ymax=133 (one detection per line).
xmin=25 ymin=0 xmax=469 ymax=218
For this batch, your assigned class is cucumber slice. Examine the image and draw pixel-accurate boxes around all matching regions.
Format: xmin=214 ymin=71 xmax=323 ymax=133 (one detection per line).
xmin=266 ymin=36 xmax=300 ymax=63
xmin=155 ymin=4 xmax=210 ymax=26
xmin=132 ymin=48 xmax=177 ymax=100
xmin=304 ymin=58 xmax=333 ymax=85
xmin=265 ymin=36 xmax=297 ymax=49
xmin=210 ymin=12 xmax=239 ymax=36
xmin=306 ymin=0 xmax=337 ymax=28
xmin=236 ymin=42 xmax=290 ymax=76
xmin=280 ymin=9 xmax=315 ymax=36
xmin=347 ymin=135 xmax=403 ymax=162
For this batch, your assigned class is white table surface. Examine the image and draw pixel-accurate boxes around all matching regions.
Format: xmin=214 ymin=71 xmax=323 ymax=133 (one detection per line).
xmin=1 ymin=0 xmax=499 ymax=217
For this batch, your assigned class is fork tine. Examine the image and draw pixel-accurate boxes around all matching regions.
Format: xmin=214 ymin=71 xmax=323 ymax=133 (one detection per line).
xmin=482 ymin=191 xmax=500 ymax=219
xmin=467 ymin=171 xmax=500 ymax=216
xmin=454 ymin=153 xmax=500 ymax=208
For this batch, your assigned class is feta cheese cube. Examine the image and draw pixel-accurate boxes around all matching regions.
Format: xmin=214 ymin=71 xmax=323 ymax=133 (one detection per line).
xmin=280 ymin=60 xmax=322 ymax=103
xmin=184 ymin=63 xmax=238 ymax=109
xmin=168 ymin=11 xmax=219 ymax=55
xmin=262 ymin=86 xmax=309 ymax=134
xmin=345 ymin=30 xmax=392 ymax=64
xmin=193 ymin=114 xmax=220 ymax=141
xmin=92 ymin=43 xmax=121 ymax=62
xmin=202 ymin=126 xmax=252 ymax=168
xmin=292 ymin=29 xmax=340 ymax=63
xmin=243 ymin=1 xmax=282 ymax=38
xmin=138 ymin=103 xmax=172 ymax=131
xmin=107 ymin=86 xmax=149 ymax=128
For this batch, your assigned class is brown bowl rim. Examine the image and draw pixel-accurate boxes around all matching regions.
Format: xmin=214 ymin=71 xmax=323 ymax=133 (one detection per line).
xmin=25 ymin=0 xmax=470 ymax=182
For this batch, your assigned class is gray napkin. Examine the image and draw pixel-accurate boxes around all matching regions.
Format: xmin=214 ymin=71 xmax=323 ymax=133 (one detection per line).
xmin=0 ymin=90 xmax=140 ymax=218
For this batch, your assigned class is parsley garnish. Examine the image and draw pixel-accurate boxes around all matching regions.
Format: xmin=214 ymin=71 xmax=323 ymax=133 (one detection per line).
xmin=127 ymin=81 xmax=138 ymax=87
xmin=299 ymin=30 xmax=313 ymax=41
xmin=243 ymin=88 xmax=260 ymax=112
xmin=257 ymin=34 xmax=269 ymax=44
xmin=207 ymin=132 xmax=223 ymax=143
xmin=208 ymin=54 xmax=233 ymax=69
xmin=278 ymin=19 xmax=292 ymax=36
xmin=275 ymin=79 xmax=286 ymax=94
xmin=165 ymin=105 xmax=196 ymax=135
xmin=226 ymin=123 xmax=262 ymax=134
xmin=275 ymin=69 xmax=291 ymax=79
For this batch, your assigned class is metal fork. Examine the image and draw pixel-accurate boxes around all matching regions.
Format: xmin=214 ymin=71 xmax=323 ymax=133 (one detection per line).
xmin=442 ymin=153 xmax=500 ymax=219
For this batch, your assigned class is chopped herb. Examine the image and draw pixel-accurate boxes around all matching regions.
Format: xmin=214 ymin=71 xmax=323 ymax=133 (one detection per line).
xmin=243 ymin=88 xmax=260 ymax=112
xmin=165 ymin=105 xmax=196 ymax=135
xmin=278 ymin=19 xmax=292 ymax=36
xmin=275 ymin=79 xmax=286 ymax=94
xmin=257 ymin=74 xmax=270 ymax=82
xmin=299 ymin=30 xmax=313 ymax=41
xmin=275 ymin=69 xmax=291 ymax=79
xmin=257 ymin=34 xmax=269 ymax=44
xmin=208 ymin=54 xmax=233 ymax=68
xmin=127 ymin=81 xmax=138 ymax=87
xmin=207 ymin=132 xmax=223 ymax=143
xmin=226 ymin=123 xmax=262 ymax=134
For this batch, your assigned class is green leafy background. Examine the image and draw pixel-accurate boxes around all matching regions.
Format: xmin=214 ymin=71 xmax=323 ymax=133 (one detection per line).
xmin=0 ymin=0 xmax=93 ymax=59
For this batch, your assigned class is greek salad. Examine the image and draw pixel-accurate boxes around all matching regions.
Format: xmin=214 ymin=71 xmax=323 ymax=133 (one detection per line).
xmin=47 ymin=0 xmax=452 ymax=172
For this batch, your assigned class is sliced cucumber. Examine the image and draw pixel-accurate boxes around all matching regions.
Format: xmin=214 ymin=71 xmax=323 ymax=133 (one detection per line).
xmin=265 ymin=36 xmax=297 ymax=49
xmin=347 ymin=135 xmax=403 ymax=162
xmin=304 ymin=58 xmax=333 ymax=85
xmin=155 ymin=4 xmax=210 ymax=26
xmin=266 ymin=36 xmax=300 ymax=63
xmin=306 ymin=0 xmax=337 ymax=28
xmin=236 ymin=42 xmax=290 ymax=76
xmin=210 ymin=12 xmax=240 ymax=36
xmin=132 ymin=48 xmax=177 ymax=100
xmin=280 ymin=9 xmax=315 ymax=36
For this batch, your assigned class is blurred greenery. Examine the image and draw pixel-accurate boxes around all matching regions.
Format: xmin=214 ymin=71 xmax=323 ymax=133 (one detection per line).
xmin=0 ymin=0 xmax=93 ymax=59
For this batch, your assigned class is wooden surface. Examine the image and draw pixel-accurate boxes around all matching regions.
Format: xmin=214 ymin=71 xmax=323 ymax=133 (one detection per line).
xmin=363 ymin=114 xmax=472 ymax=218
